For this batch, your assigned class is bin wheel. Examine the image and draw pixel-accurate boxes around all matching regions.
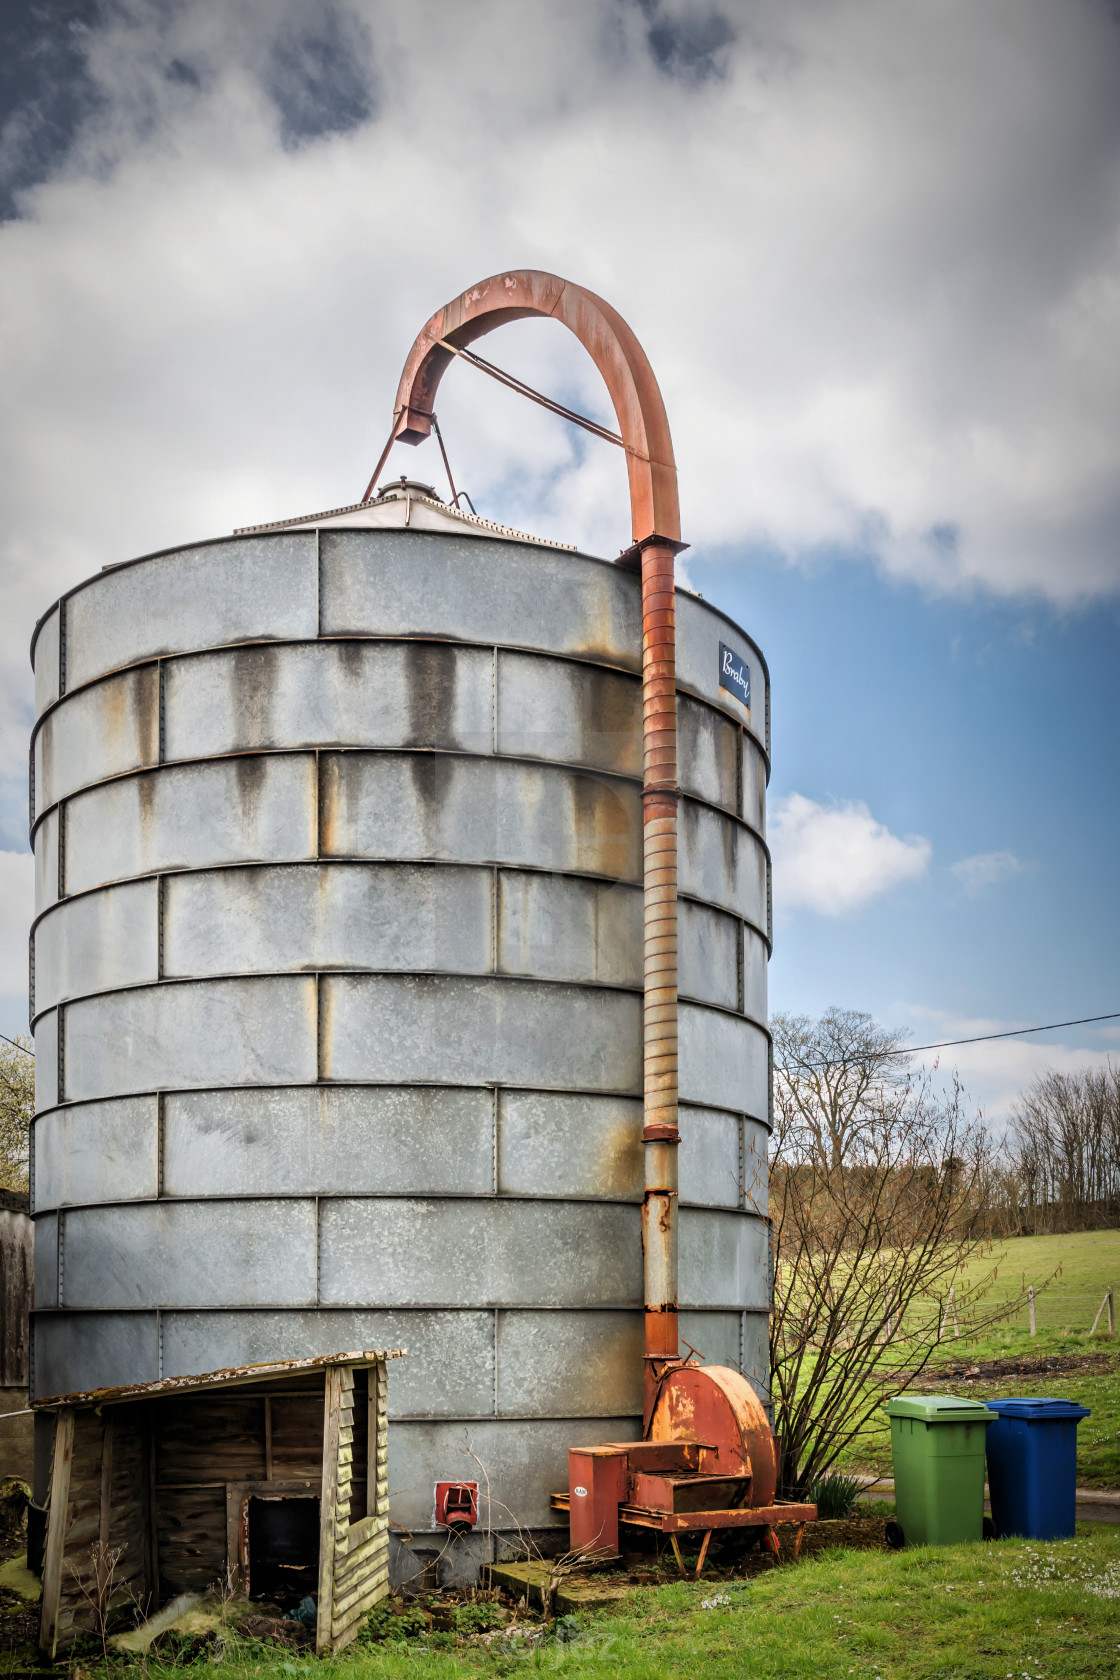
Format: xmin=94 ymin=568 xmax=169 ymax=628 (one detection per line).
xmin=884 ymin=1521 xmax=904 ymax=1550
xmin=982 ymin=1517 xmax=997 ymax=1541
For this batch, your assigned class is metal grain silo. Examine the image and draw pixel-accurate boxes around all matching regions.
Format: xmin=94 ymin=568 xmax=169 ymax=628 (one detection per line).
xmin=29 ymin=271 xmax=771 ymax=1573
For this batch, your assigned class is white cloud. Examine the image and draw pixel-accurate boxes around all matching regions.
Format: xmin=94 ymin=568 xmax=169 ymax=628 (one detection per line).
xmin=0 ymin=849 xmax=32 ymax=1001
xmin=896 ymin=1004 xmax=1117 ymax=1129
xmin=2 ymin=0 xmax=1120 ymax=789
xmin=770 ymin=793 xmax=931 ymax=916
xmin=950 ymin=849 xmax=1023 ymax=894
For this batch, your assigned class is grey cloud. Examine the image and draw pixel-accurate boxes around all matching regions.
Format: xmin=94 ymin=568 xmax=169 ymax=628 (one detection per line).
xmin=3 ymin=0 xmax=1120 ymax=796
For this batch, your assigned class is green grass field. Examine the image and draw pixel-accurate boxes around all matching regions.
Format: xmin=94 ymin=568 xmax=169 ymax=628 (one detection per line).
xmin=96 ymin=1529 xmax=1120 ymax=1680
xmin=836 ymin=1228 xmax=1120 ymax=1485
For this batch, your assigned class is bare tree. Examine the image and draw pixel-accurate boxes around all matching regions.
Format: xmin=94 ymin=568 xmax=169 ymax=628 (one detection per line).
xmin=0 ymin=1035 xmax=32 ymax=1192
xmin=769 ymin=1010 xmax=1006 ymax=1496
xmin=1004 ymin=1066 xmax=1120 ymax=1233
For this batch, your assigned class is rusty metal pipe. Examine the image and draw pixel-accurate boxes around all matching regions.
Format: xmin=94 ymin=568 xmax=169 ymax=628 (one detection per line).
xmin=380 ymin=271 xmax=684 ymax=1427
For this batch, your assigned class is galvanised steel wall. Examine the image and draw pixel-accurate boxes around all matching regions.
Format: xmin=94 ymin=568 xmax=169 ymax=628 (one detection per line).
xmin=29 ymin=527 xmax=771 ymax=1537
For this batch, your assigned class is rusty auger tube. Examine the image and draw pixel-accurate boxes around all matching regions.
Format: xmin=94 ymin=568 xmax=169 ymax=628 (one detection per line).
xmin=382 ymin=270 xmax=685 ymax=1430
xmin=640 ymin=541 xmax=680 ymax=1426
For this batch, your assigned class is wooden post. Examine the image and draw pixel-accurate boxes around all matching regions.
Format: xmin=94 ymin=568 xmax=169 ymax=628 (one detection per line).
xmin=941 ymin=1287 xmax=959 ymax=1341
xmin=1089 ymin=1288 xmax=1114 ymax=1336
xmin=694 ymin=1530 xmax=712 ymax=1578
xmin=98 ymin=1420 xmax=114 ymax=1553
xmin=39 ymin=1408 xmax=75 ymax=1660
xmin=317 ymin=1367 xmax=343 ymax=1656
xmin=1028 ymin=1285 xmax=1036 ymax=1336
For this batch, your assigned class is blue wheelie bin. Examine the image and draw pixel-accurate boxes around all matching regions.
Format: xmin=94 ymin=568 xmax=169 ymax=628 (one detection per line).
xmin=985 ymin=1397 xmax=1090 ymax=1540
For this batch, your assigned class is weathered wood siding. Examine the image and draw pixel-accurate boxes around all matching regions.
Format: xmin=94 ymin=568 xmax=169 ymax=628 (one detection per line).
xmin=317 ymin=1362 xmax=390 ymax=1653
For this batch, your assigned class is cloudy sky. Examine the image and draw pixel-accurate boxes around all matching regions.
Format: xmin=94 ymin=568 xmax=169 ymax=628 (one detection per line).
xmin=2 ymin=0 xmax=1119 ymax=1122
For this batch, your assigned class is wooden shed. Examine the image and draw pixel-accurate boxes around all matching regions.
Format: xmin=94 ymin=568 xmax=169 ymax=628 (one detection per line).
xmin=37 ymin=1348 xmax=402 ymax=1658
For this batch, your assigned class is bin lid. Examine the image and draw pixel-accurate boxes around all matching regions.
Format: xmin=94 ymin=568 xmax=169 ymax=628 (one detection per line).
xmin=985 ymin=1397 xmax=1091 ymax=1421
xmin=884 ymin=1394 xmax=995 ymax=1423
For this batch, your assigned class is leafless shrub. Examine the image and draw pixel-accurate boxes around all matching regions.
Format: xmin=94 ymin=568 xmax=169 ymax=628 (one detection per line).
xmin=66 ymin=1540 xmax=125 ymax=1662
xmin=769 ymin=1009 xmax=1018 ymax=1496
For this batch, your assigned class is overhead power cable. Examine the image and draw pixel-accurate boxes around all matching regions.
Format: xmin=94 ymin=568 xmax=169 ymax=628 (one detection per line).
xmin=890 ymin=1011 xmax=1120 ymax=1058
xmin=0 ymin=1031 xmax=31 ymax=1056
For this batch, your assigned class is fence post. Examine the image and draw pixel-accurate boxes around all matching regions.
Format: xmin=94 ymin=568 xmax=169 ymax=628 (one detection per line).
xmin=1090 ymin=1288 xmax=1115 ymax=1337
xmin=1028 ymin=1285 xmax=1036 ymax=1337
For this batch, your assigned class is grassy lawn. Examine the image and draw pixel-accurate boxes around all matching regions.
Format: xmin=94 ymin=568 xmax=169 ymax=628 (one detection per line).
xmin=94 ymin=1528 xmax=1120 ymax=1680
xmin=834 ymin=1229 xmax=1120 ymax=1485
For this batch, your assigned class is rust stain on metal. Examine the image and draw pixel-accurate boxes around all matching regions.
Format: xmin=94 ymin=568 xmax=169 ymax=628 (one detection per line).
xmin=649 ymin=1365 xmax=778 ymax=1508
xmin=379 ymin=270 xmax=686 ymax=1419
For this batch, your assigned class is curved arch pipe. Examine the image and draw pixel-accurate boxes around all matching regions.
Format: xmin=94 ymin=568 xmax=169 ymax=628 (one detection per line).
xmin=381 ymin=271 xmax=683 ymax=1418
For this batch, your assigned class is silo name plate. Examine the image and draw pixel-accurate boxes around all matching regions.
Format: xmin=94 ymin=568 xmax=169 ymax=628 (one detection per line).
xmin=719 ymin=642 xmax=751 ymax=709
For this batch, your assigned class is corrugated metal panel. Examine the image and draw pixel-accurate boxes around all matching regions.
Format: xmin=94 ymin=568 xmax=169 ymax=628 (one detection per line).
xmin=59 ymin=1199 xmax=318 ymax=1308
xmin=32 ymin=1313 xmax=159 ymax=1398
xmin=678 ymin=1002 xmax=769 ymax=1119
xmin=495 ymin=651 xmax=640 ymax=775
xmin=679 ymin=799 xmax=768 ymax=926
xmin=62 ymin=756 xmax=318 ymax=893
xmin=162 ymin=1086 xmax=494 ymax=1198
xmin=317 ymin=1198 xmax=642 ymax=1308
xmin=34 ymin=1010 xmax=57 ymax=1111
xmin=496 ymin=1092 xmax=642 ymax=1201
xmin=320 ymin=754 xmax=641 ymax=883
xmin=319 ymin=531 xmax=641 ymax=669
xmin=162 ymin=863 xmax=491 ymax=979
xmin=63 ymin=976 xmax=318 ymax=1100
xmin=320 ymin=974 xmax=642 ymax=1092
xmin=678 ymin=1208 xmax=770 ymax=1311
xmin=34 ymin=665 xmax=159 ymax=811
xmin=678 ymin=899 xmax=740 ymax=1012
xmin=164 ymin=640 xmax=494 ymax=763
xmin=64 ymin=535 xmax=319 ymax=690
xmin=34 ymin=880 xmax=158 ymax=1018
xmin=33 ymin=1096 xmax=158 ymax=1210
xmin=33 ymin=808 xmax=58 ymax=913
xmin=497 ymin=872 xmax=640 ymax=987
xmin=159 ymin=1308 xmax=496 ymax=1417
xmin=495 ymin=1311 xmax=642 ymax=1417
xmin=33 ymin=606 xmax=60 ymax=717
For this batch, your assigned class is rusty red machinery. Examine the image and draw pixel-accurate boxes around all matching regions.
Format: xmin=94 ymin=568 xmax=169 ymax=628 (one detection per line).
xmin=379 ymin=271 xmax=815 ymax=1571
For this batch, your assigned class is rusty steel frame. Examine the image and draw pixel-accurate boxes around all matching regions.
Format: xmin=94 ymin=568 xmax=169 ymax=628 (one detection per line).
xmin=377 ymin=271 xmax=685 ymax=1423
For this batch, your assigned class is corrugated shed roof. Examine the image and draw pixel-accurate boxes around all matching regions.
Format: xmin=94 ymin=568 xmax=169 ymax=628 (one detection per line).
xmin=34 ymin=1347 xmax=405 ymax=1409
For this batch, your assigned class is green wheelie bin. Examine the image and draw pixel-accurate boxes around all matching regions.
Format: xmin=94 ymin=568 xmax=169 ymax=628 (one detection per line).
xmin=884 ymin=1395 xmax=994 ymax=1545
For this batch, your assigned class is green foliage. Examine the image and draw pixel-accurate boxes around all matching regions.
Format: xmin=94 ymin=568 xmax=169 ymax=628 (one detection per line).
xmin=807 ymin=1471 xmax=864 ymax=1520
xmin=0 ymin=1033 xmax=32 ymax=1191
xmin=122 ymin=1529 xmax=1120 ymax=1679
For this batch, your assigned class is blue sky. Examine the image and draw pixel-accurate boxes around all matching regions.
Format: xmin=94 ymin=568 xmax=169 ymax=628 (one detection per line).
xmin=1 ymin=0 xmax=1119 ymax=1124
xmin=691 ymin=548 xmax=1120 ymax=1114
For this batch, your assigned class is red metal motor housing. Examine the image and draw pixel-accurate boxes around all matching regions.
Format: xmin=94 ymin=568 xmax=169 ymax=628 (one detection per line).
xmin=434 ymin=1481 xmax=478 ymax=1534
xmin=648 ymin=1364 xmax=778 ymax=1507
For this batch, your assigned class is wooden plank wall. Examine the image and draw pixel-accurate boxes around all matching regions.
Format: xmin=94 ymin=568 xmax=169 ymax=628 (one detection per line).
xmin=40 ymin=1360 xmax=388 ymax=1657
xmin=40 ymin=1405 xmax=151 ymax=1656
xmin=155 ymin=1374 xmax=333 ymax=1597
xmin=317 ymin=1361 xmax=390 ymax=1654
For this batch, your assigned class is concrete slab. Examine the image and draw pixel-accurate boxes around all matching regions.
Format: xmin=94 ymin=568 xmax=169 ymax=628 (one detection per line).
xmin=488 ymin=1560 xmax=633 ymax=1614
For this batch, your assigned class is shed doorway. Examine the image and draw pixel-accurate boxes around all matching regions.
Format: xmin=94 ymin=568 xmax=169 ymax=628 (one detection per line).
xmin=247 ymin=1495 xmax=319 ymax=1604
